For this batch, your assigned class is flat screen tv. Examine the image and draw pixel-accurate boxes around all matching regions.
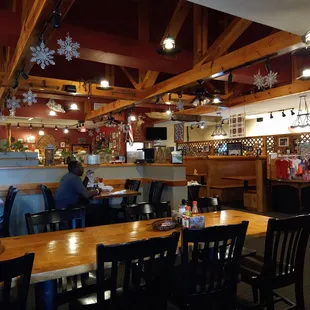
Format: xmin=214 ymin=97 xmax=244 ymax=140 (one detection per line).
xmin=145 ymin=127 xmax=167 ymax=140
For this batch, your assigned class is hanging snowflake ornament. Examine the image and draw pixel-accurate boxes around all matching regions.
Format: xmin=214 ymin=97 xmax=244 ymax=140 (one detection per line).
xmin=264 ymin=70 xmax=278 ymax=88
xmin=253 ymin=69 xmax=265 ymax=90
xmin=88 ymin=130 xmax=94 ymax=137
xmin=6 ymin=96 xmax=21 ymax=110
xmin=30 ymin=41 xmax=55 ymax=69
xmin=57 ymin=33 xmax=80 ymax=61
xmin=9 ymin=109 xmax=16 ymax=118
xmin=176 ymin=100 xmax=184 ymax=111
xmin=23 ymin=89 xmax=37 ymax=106
xmin=95 ymin=127 xmax=100 ymax=133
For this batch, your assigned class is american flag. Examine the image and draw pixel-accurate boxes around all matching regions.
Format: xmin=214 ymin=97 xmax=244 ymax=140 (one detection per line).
xmin=128 ymin=122 xmax=134 ymax=146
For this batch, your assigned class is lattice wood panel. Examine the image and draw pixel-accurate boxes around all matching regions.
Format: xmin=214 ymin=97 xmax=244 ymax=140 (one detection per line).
xmin=37 ymin=134 xmax=59 ymax=152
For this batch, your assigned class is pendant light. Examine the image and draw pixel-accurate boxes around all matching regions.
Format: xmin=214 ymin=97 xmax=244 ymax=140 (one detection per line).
xmin=96 ymin=79 xmax=113 ymax=90
xmin=302 ymin=30 xmax=310 ymax=45
xmin=297 ymin=68 xmax=310 ymax=80
xmin=291 ymin=95 xmax=310 ymax=128
xmin=211 ymin=113 xmax=227 ymax=137
xmin=157 ymin=35 xmax=182 ymax=56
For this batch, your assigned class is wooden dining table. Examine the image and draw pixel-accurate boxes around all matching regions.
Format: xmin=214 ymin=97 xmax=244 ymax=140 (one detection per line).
xmin=93 ymin=189 xmax=141 ymax=200
xmin=0 ymin=210 xmax=270 ymax=284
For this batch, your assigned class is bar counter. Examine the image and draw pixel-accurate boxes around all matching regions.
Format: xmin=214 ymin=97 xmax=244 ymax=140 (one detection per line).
xmin=1 ymin=163 xmax=186 ymax=236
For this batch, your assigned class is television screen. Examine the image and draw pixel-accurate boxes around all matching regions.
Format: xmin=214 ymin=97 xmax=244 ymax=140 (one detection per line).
xmin=145 ymin=127 xmax=167 ymax=140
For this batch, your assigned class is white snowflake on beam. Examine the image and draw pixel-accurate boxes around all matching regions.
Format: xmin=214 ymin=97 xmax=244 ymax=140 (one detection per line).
xmin=176 ymin=100 xmax=184 ymax=111
xmin=88 ymin=130 xmax=94 ymax=137
xmin=57 ymin=33 xmax=80 ymax=61
xmin=6 ymin=96 xmax=21 ymax=110
xmin=30 ymin=41 xmax=55 ymax=70
xmin=264 ymin=70 xmax=278 ymax=88
xmin=23 ymin=89 xmax=37 ymax=106
xmin=253 ymin=69 xmax=265 ymax=90
xmin=95 ymin=127 xmax=100 ymax=133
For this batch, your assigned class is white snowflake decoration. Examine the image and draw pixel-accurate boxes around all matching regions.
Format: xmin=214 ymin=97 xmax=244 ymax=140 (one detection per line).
xmin=176 ymin=100 xmax=184 ymax=111
xmin=46 ymin=99 xmax=66 ymax=113
xmin=57 ymin=33 xmax=80 ymax=61
xmin=9 ymin=109 xmax=16 ymax=118
xmin=30 ymin=41 xmax=55 ymax=70
xmin=6 ymin=96 xmax=21 ymax=110
xmin=264 ymin=70 xmax=278 ymax=88
xmin=23 ymin=89 xmax=37 ymax=106
xmin=253 ymin=69 xmax=265 ymax=90
xmin=88 ymin=130 xmax=94 ymax=137
xmin=95 ymin=127 xmax=100 ymax=133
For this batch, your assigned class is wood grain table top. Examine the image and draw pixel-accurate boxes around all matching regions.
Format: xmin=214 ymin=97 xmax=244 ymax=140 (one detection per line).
xmin=93 ymin=189 xmax=141 ymax=200
xmin=0 ymin=210 xmax=270 ymax=284
xmin=222 ymin=176 xmax=256 ymax=181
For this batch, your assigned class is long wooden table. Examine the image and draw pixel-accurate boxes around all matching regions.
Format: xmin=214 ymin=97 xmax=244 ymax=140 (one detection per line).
xmin=0 ymin=210 xmax=270 ymax=284
xmin=93 ymin=189 xmax=141 ymax=200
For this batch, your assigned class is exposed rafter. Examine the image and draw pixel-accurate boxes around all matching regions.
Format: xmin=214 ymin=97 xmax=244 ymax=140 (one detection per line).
xmin=120 ymin=66 xmax=141 ymax=90
xmin=0 ymin=0 xmax=76 ymax=103
xmin=226 ymin=81 xmax=310 ymax=107
xmin=86 ymin=100 xmax=135 ymax=120
xmin=142 ymin=31 xmax=304 ymax=99
xmin=195 ymin=17 xmax=252 ymax=67
xmin=141 ymin=0 xmax=192 ymax=88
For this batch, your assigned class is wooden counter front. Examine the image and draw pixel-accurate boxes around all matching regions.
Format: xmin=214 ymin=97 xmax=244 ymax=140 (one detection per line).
xmin=0 ymin=210 xmax=270 ymax=284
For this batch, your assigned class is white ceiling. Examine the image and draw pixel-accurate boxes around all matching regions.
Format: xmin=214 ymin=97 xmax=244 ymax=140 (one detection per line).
xmin=188 ymin=0 xmax=310 ymax=35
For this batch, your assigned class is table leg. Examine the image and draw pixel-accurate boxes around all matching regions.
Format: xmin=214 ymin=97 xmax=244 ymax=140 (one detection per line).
xmin=35 ymin=280 xmax=57 ymax=310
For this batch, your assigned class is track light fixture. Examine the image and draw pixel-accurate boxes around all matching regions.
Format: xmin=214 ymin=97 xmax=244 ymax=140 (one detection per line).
xmin=270 ymin=112 xmax=274 ymax=119
xmin=291 ymin=109 xmax=295 ymax=116
xmin=30 ymin=124 xmax=33 ymax=130
xmin=157 ymin=35 xmax=182 ymax=56
xmin=302 ymin=30 xmax=310 ymax=45
xmin=51 ymin=7 xmax=62 ymax=28
xmin=12 ymin=79 xmax=19 ymax=89
xmin=19 ymin=69 xmax=29 ymax=80
xmin=97 ymin=79 xmax=113 ymax=90
xmin=55 ymin=125 xmax=58 ymax=130
xmin=17 ymin=123 xmax=20 ymax=128
xmin=265 ymin=58 xmax=271 ymax=72
xmin=228 ymin=71 xmax=233 ymax=84
xmin=64 ymin=126 xmax=69 ymax=134
xmin=282 ymin=111 xmax=286 ymax=117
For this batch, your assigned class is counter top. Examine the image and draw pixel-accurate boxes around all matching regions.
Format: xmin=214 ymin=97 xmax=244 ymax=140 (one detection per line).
xmin=0 ymin=163 xmax=184 ymax=170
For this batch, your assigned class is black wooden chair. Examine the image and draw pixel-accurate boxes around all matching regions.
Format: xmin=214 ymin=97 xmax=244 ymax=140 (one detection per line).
xmin=196 ymin=196 xmax=221 ymax=212
xmin=137 ymin=181 xmax=171 ymax=218
xmin=70 ymin=231 xmax=180 ymax=310
xmin=0 ymin=185 xmax=17 ymax=237
xmin=0 ymin=252 xmax=35 ymax=310
xmin=25 ymin=208 xmax=96 ymax=308
xmin=171 ymin=221 xmax=249 ymax=310
xmin=124 ymin=204 xmax=157 ymax=221
xmin=240 ymin=215 xmax=310 ymax=310
xmin=111 ymin=179 xmax=141 ymax=222
xmin=40 ymin=184 xmax=55 ymax=211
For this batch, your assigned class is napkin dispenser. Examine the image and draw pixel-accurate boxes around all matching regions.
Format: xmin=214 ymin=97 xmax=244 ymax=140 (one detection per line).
xmin=182 ymin=215 xmax=205 ymax=229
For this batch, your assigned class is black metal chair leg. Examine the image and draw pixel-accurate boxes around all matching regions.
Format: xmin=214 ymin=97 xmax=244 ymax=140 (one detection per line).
xmin=252 ymin=286 xmax=258 ymax=304
xmin=295 ymin=280 xmax=305 ymax=310
xmin=265 ymin=289 xmax=275 ymax=310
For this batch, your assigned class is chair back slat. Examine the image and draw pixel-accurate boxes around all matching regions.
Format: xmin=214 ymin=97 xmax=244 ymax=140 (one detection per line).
xmin=25 ymin=207 xmax=86 ymax=234
xmin=196 ymin=196 xmax=221 ymax=213
xmin=124 ymin=204 xmax=156 ymax=222
xmin=3 ymin=186 xmax=17 ymax=237
xmin=96 ymin=232 xmax=180 ymax=309
xmin=0 ymin=253 xmax=34 ymax=310
xmin=180 ymin=221 xmax=248 ymax=307
xmin=263 ymin=215 xmax=310 ymax=282
xmin=40 ymin=184 xmax=55 ymax=211
xmin=121 ymin=179 xmax=141 ymax=206
xmin=148 ymin=181 xmax=164 ymax=205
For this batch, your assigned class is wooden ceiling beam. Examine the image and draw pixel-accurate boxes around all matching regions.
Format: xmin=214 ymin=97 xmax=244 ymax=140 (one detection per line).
xmin=15 ymin=76 xmax=141 ymax=101
xmin=141 ymin=0 xmax=192 ymax=88
xmin=142 ymin=31 xmax=304 ymax=99
xmin=52 ymin=25 xmax=192 ymax=75
xmin=86 ymin=100 xmax=135 ymax=120
xmin=120 ymin=66 xmax=141 ymax=90
xmin=174 ymin=105 xmax=219 ymax=115
xmin=0 ymin=0 xmax=76 ymax=103
xmin=195 ymin=17 xmax=252 ymax=67
xmin=226 ymin=81 xmax=310 ymax=107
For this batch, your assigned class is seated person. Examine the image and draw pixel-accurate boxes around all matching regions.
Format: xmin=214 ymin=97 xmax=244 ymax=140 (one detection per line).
xmin=55 ymin=161 xmax=100 ymax=209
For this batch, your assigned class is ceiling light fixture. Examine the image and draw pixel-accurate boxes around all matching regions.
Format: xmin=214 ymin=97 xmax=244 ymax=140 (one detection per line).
xmin=63 ymin=85 xmax=76 ymax=93
xmin=55 ymin=125 xmax=58 ymax=130
xmin=291 ymin=109 xmax=295 ymax=116
xmin=39 ymin=130 xmax=45 ymax=136
xmin=69 ymin=103 xmax=79 ymax=110
xmin=97 ymin=79 xmax=113 ymax=90
xmin=29 ymin=124 xmax=33 ymax=130
xmin=64 ymin=126 xmax=69 ymax=134
xmin=51 ymin=7 xmax=62 ymax=28
xmin=129 ymin=114 xmax=136 ymax=122
xmin=270 ymin=112 xmax=274 ymax=119
xmin=228 ymin=71 xmax=233 ymax=84
xmin=17 ymin=123 xmax=20 ymax=128
xmin=282 ymin=111 xmax=286 ymax=117
xmin=157 ymin=35 xmax=182 ymax=56
xmin=297 ymin=68 xmax=310 ymax=80
xmin=166 ymin=109 xmax=172 ymax=116
xmin=49 ymin=110 xmax=56 ymax=116
xmin=200 ymin=122 xmax=205 ymax=129
xmin=211 ymin=113 xmax=227 ymax=137
xmin=28 ymin=117 xmax=33 ymax=121
xmin=291 ymin=95 xmax=310 ymax=128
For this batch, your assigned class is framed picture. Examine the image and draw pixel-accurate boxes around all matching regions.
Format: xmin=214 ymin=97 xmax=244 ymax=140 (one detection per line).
xmin=278 ymin=137 xmax=289 ymax=147
xmin=227 ymin=142 xmax=242 ymax=156
xmin=78 ymin=138 xmax=86 ymax=144
xmin=60 ymin=142 xmax=65 ymax=148
xmin=203 ymin=145 xmax=210 ymax=152
xmin=18 ymin=138 xmax=24 ymax=143
xmin=26 ymin=136 xmax=35 ymax=143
